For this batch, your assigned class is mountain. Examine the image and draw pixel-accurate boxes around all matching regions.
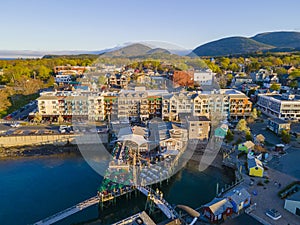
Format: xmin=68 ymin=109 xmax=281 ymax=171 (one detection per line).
xmin=100 ymin=43 xmax=152 ymax=57
xmin=139 ymin=41 xmax=192 ymax=55
xmin=146 ymin=48 xmax=171 ymax=55
xmin=191 ymin=37 xmax=274 ymax=57
xmin=252 ymin=31 xmax=300 ymax=48
xmin=191 ymin=31 xmax=300 ymax=57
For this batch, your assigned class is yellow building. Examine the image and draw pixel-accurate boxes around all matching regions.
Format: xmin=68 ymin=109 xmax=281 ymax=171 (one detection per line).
xmin=248 ymin=158 xmax=264 ymax=177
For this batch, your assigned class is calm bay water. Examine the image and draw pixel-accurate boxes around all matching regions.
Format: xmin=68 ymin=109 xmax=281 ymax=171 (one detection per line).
xmin=0 ymin=156 xmax=234 ymax=225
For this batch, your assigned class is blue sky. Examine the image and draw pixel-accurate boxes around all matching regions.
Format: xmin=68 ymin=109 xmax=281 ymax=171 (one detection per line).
xmin=1 ymin=0 xmax=300 ymax=51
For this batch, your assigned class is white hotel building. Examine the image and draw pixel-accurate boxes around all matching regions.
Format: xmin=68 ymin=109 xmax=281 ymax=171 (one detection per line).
xmin=257 ymin=93 xmax=300 ymax=121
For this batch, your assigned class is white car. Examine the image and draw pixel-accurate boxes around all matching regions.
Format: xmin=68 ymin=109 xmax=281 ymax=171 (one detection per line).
xmin=11 ymin=123 xmax=20 ymax=128
xmin=59 ymin=129 xmax=66 ymax=134
xmin=266 ymin=209 xmax=282 ymax=220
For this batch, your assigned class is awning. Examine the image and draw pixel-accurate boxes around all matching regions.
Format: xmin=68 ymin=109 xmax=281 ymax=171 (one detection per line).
xmin=118 ymin=134 xmax=148 ymax=146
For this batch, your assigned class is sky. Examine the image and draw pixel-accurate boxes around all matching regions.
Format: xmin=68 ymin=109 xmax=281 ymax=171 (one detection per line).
xmin=1 ymin=0 xmax=300 ymax=51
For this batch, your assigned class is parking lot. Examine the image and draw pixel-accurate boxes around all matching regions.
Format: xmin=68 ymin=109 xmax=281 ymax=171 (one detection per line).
xmin=241 ymin=168 xmax=300 ymax=225
xmin=0 ymin=123 xmax=108 ymax=137
xmin=248 ymin=119 xmax=282 ymax=146
xmin=4 ymin=100 xmax=38 ymax=121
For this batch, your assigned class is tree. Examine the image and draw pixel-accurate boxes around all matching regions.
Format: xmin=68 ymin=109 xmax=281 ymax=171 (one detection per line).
xmin=33 ymin=112 xmax=42 ymax=123
xmin=98 ymin=75 xmax=107 ymax=85
xmin=0 ymin=90 xmax=11 ymax=117
xmin=257 ymin=110 xmax=262 ymax=117
xmin=245 ymin=130 xmax=253 ymax=141
xmin=228 ymin=63 xmax=239 ymax=72
xmin=281 ymin=130 xmax=291 ymax=144
xmin=220 ymin=57 xmax=230 ymax=69
xmin=289 ymin=80 xmax=298 ymax=89
xmin=57 ymin=115 xmax=64 ymax=124
xmin=270 ymin=83 xmax=281 ymax=91
xmin=225 ymin=129 xmax=234 ymax=142
xmin=36 ymin=65 xmax=52 ymax=80
xmin=275 ymin=68 xmax=287 ymax=75
xmin=177 ymin=63 xmax=189 ymax=71
xmin=226 ymin=73 xmax=234 ymax=86
xmin=289 ymin=70 xmax=300 ymax=80
xmin=251 ymin=108 xmax=258 ymax=120
xmin=236 ymin=119 xmax=248 ymax=132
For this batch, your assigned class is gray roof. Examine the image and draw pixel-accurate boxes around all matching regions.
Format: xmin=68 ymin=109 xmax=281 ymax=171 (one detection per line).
xmin=187 ymin=116 xmax=210 ymax=122
xmin=224 ymin=188 xmax=251 ymax=205
xmin=287 ymin=191 xmax=300 ymax=202
xmin=37 ymin=95 xmax=59 ymax=100
xmin=269 ymin=117 xmax=289 ymax=125
xmin=247 ymin=158 xmax=263 ymax=169
xmin=65 ymin=96 xmax=87 ymax=101
xmin=117 ymin=127 xmax=133 ymax=138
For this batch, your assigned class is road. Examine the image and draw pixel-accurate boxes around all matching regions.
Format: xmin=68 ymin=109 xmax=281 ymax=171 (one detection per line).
xmin=11 ymin=101 xmax=37 ymax=120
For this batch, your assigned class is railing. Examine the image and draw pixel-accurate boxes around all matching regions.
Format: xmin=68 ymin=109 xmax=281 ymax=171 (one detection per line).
xmin=33 ymin=196 xmax=99 ymax=225
xmin=137 ymin=186 xmax=178 ymax=219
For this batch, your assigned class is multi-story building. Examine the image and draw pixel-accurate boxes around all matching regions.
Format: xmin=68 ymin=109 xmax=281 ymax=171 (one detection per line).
xmin=232 ymin=75 xmax=253 ymax=87
xmin=186 ymin=116 xmax=210 ymax=141
xmin=162 ymin=89 xmax=250 ymax=121
xmin=103 ymin=93 xmax=118 ymax=120
xmin=54 ymin=66 xmax=96 ymax=75
xmin=118 ymin=87 xmax=167 ymax=120
xmin=193 ymin=90 xmax=230 ymax=119
xmin=257 ymin=93 xmax=300 ymax=121
xmin=228 ymin=91 xmax=252 ymax=119
xmin=107 ymin=73 xmax=129 ymax=88
xmin=37 ymin=91 xmax=106 ymax=121
xmin=38 ymin=95 xmax=60 ymax=117
xmin=165 ymin=91 xmax=196 ymax=121
xmin=193 ymin=69 xmax=215 ymax=86
xmin=267 ymin=118 xmax=290 ymax=135
xmin=55 ymin=74 xmax=72 ymax=84
xmin=250 ymin=69 xmax=271 ymax=82
xmin=37 ymin=88 xmax=251 ymax=123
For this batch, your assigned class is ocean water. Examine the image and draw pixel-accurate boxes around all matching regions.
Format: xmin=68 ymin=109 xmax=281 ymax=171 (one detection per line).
xmin=0 ymin=156 xmax=234 ymax=225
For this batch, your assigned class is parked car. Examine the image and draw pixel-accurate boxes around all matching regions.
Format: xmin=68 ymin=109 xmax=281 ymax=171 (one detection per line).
xmin=11 ymin=123 xmax=21 ymax=128
xmin=266 ymin=209 xmax=282 ymax=220
xmin=59 ymin=129 xmax=66 ymax=134
xmin=59 ymin=125 xmax=70 ymax=131
xmin=4 ymin=115 xmax=12 ymax=120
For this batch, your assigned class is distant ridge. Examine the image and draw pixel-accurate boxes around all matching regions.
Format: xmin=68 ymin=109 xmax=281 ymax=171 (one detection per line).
xmin=252 ymin=31 xmax=300 ymax=48
xmin=191 ymin=31 xmax=300 ymax=57
xmin=146 ymin=48 xmax=171 ymax=55
xmin=2 ymin=31 xmax=300 ymax=58
xmin=190 ymin=37 xmax=273 ymax=57
xmin=100 ymin=43 xmax=152 ymax=57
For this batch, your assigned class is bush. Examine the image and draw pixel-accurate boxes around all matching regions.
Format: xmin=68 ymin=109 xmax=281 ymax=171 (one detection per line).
xmin=257 ymin=181 xmax=264 ymax=186
xmin=278 ymin=181 xmax=300 ymax=198
xmin=235 ymin=138 xmax=243 ymax=145
xmin=281 ymin=129 xmax=291 ymax=144
xmin=225 ymin=129 xmax=234 ymax=142
xmin=264 ymin=179 xmax=270 ymax=184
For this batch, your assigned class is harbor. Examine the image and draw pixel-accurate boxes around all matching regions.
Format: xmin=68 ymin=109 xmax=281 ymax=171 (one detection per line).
xmin=0 ymin=155 xmax=233 ymax=225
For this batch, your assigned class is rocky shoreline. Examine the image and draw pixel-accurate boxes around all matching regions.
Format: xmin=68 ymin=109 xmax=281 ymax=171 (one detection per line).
xmin=0 ymin=144 xmax=80 ymax=159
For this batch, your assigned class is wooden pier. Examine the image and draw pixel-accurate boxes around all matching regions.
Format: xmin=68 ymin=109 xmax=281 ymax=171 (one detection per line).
xmin=33 ymin=196 xmax=100 ymax=225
